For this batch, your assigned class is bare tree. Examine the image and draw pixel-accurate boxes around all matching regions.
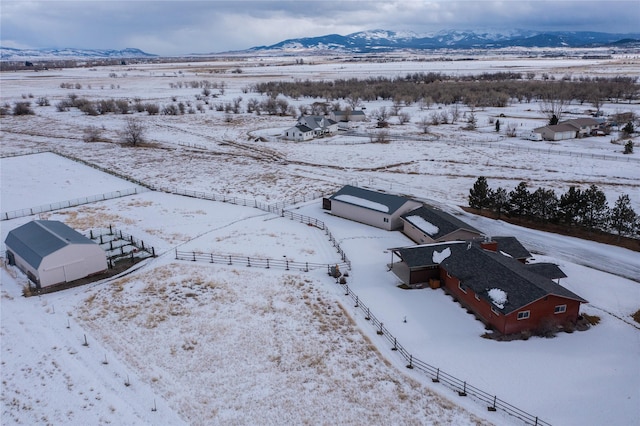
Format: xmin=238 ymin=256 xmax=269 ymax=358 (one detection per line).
xmin=419 ymin=116 xmax=430 ymax=134
xmin=398 ymin=111 xmax=411 ymax=125
xmin=505 ymin=122 xmax=518 ymax=137
xmin=120 ymin=117 xmax=145 ymax=146
xmin=82 ymin=125 xmax=104 ymax=142
xmin=449 ymin=103 xmax=460 ymax=124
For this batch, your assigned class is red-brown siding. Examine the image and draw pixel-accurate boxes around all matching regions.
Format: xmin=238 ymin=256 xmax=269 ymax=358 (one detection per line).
xmin=439 ymin=269 xmax=582 ymax=335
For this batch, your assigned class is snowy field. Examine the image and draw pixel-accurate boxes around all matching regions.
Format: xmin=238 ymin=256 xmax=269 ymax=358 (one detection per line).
xmin=1 ymin=53 xmax=639 ymax=425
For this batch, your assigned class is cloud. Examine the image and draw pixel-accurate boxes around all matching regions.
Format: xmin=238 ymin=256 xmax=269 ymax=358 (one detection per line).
xmin=1 ymin=1 xmax=638 ymax=55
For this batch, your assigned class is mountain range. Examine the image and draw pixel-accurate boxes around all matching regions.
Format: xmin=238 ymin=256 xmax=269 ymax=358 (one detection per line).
xmin=246 ymin=29 xmax=640 ymax=53
xmin=2 ymin=29 xmax=639 ymax=60
xmin=0 ymin=47 xmax=156 ymax=61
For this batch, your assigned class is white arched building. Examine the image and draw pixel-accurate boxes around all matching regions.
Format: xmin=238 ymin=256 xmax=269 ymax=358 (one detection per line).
xmin=5 ymin=220 xmax=107 ymax=288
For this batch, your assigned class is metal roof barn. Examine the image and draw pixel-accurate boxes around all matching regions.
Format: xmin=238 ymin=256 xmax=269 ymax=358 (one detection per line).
xmin=5 ymin=220 xmax=107 ymax=288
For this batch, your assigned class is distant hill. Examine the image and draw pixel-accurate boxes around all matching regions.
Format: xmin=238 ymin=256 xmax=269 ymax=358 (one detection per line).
xmin=244 ymin=29 xmax=640 ymax=53
xmin=0 ymin=47 xmax=157 ymax=61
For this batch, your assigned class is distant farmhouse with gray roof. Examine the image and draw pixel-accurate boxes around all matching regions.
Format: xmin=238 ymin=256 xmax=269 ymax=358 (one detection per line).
xmin=533 ymin=117 xmax=604 ymax=141
xmin=283 ymin=115 xmax=338 ymax=141
xmin=5 ymin=220 xmax=107 ymax=288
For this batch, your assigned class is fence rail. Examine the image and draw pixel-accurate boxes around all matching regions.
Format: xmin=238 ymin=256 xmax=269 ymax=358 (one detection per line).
xmin=340 ymin=283 xmax=551 ymax=426
xmin=175 ymin=250 xmax=349 ymax=273
xmin=1 ymin=188 xmax=147 ymax=221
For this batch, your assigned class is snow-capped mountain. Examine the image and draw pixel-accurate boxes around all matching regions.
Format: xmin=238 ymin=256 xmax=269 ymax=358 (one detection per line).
xmin=0 ymin=47 xmax=156 ymax=61
xmin=247 ymin=29 xmax=640 ymax=53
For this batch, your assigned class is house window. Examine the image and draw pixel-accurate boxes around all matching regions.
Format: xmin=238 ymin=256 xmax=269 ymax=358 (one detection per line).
xmin=554 ymin=305 xmax=567 ymax=314
xmin=517 ymin=311 xmax=530 ymax=320
xmin=491 ymin=306 xmax=500 ymax=316
xmin=475 ymin=294 xmax=480 ymax=301
xmin=458 ymin=282 xmax=467 ymax=294
xmin=383 ymin=218 xmax=389 ymax=223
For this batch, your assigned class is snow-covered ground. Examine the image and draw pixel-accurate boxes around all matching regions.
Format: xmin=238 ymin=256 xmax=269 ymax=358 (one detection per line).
xmin=1 ymin=54 xmax=639 ymax=425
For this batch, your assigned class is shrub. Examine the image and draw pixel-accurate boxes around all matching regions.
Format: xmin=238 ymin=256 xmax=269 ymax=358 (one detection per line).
xmin=631 ymin=309 xmax=640 ymax=324
xmin=13 ymin=101 xmax=35 ymax=115
xmin=624 ymin=140 xmax=634 ymax=154
xmin=582 ymin=313 xmax=601 ymax=326
xmin=83 ymin=125 xmax=104 ymax=142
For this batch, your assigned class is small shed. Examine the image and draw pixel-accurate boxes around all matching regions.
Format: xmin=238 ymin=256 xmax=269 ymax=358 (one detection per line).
xmin=5 ymin=220 xmax=107 ymax=288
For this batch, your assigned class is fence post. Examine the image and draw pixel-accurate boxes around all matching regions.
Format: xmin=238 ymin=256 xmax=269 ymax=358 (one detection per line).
xmin=365 ymin=308 xmax=370 ymax=320
xmin=344 ymin=285 xmax=349 ymax=296
xmin=192 ymin=252 xmax=196 ymax=262
xmin=228 ymin=255 xmax=232 ymax=265
xmin=432 ymin=368 xmax=440 ymax=383
xmin=247 ymin=257 xmax=251 ymax=267
xmin=377 ymin=322 xmax=383 ymax=335
xmin=210 ymin=253 xmax=214 ymax=263
xmin=152 ymin=247 xmax=155 ymax=257
xmin=90 ymin=229 xmax=94 ymax=239
xmin=488 ymin=396 xmax=497 ymax=412
xmin=392 ymin=337 xmax=397 ymax=351
xmin=304 ymin=262 xmax=308 ymax=272
xmin=266 ymin=259 xmax=270 ymax=269
xmin=175 ymin=249 xmax=178 ymax=260
xmin=407 ymin=355 xmax=413 ymax=369
xmin=459 ymin=382 xmax=467 ymax=397
xmin=109 ymin=224 xmax=113 ymax=235
xmin=286 ymin=260 xmax=289 ymax=271
xmin=354 ymin=296 xmax=359 ymax=308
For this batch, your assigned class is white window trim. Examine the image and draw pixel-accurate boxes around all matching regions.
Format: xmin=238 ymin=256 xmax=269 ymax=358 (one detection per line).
xmin=554 ymin=304 xmax=567 ymax=314
xmin=491 ymin=306 xmax=500 ymax=316
xmin=517 ymin=310 xmax=530 ymax=320
xmin=458 ymin=282 xmax=467 ymax=294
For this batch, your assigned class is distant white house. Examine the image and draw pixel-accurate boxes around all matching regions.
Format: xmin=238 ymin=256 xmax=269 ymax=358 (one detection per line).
xmin=283 ymin=115 xmax=338 ymax=141
xmin=5 ymin=220 xmax=107 ymax=288
xmin=324 ymin=185 xmax=421 ymax=231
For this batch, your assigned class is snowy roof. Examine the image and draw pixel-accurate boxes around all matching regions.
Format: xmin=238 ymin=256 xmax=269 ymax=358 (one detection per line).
xmin=439 ymin=247 xmax=587 ymax=314
xmin=401 ymin=205 xmax=481 ymax=239
xmin=5 ymin=220 xmax=96 ymax=269
xmin=491 ymin=236 xmax=531 ymax=259
xmin=329 ymin=185 xmax=415 ymax=215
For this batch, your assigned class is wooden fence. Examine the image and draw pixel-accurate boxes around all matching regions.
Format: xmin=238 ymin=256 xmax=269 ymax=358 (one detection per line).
xmin=175 ymin=249 xmax=349 ymax=273
xmin=340 ymin=282 xmax=552 ymax=426
xmin=2 ymin=187 xmax=147 ymax=221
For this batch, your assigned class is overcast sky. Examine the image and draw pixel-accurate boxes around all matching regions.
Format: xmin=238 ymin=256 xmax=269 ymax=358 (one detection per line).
xmin=2 ymin=1 xmax=639 ymax=56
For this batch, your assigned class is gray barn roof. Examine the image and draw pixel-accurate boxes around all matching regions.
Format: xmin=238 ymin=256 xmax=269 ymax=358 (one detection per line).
xmin=329 ymin=185 xmax=415 ymax=215
xmin=5 ymin=220 xmax=95 ymax=269
xmin=401 ymin=205 xmax=482 ymax=240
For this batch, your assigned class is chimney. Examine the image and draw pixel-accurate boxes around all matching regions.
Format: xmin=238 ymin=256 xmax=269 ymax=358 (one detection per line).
xmin=480 ymin=236 xmax=498 ymax=252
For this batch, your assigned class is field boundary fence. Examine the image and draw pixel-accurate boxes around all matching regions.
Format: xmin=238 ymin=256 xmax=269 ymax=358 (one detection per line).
xmin=152 ymin=186 xmax=351 ymax=268
xmin=339 ymin=282 xmax=551 ymax=426
xmin=174 ymin=249 xmax=349 ymax=273
xmin=2 ymin=187 xmax=148 ymax=221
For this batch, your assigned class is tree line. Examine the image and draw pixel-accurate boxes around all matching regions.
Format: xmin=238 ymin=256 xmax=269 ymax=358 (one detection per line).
xmin=253 ymin=74 xmax=638 ymax=108
xmin=468 ymin=177 xmax=639 ymax=238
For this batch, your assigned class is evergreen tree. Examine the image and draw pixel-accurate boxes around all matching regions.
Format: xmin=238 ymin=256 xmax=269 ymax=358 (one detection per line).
xmin=508 ymin=182 xmax=532 ymax=217
xmin=530 ymin=187 xmax=559 ymax=220
xmin=624 ymin=140 xmax=634 ymax=154
xmin=549 ymin=114 xmax=559 ymax=125
xmin=610 ymin=194 xmax=638 ymax=237
xmin=495 ymin=119 xmax=501 ymax=132
xmin=488 ymin=187 xmax=509 ymax=217
xmin=582 ymin=184 xmax=609 ymax=229
xmin=468 ymin=177 xmax=490 ymax=209
xmin=558 ymin=186 xmax=585 ymax=224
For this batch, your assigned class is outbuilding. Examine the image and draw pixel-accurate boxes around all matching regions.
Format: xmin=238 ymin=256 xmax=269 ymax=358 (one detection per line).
xmin=324 ymin=185 xmax=421 ymax=231
xmin=5 ymin=220 xmax=107 ymax=288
